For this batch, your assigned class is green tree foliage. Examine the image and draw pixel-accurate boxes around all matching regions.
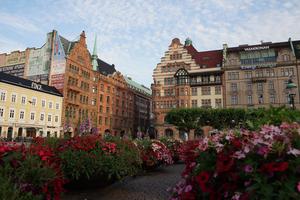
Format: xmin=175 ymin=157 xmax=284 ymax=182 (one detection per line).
xmin=165 ymin=106 xmax=300 ymax=131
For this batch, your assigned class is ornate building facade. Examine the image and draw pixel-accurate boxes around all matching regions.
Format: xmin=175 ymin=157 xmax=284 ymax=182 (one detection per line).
xmin=223 ymin=39 xmax=300 ymax=109
xmin=151 ymin=38 xmax=223 ymax=139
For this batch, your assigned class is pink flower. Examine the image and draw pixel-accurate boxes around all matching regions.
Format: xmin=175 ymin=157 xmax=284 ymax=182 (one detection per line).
xmin=184 ymin=185 xmax=192 ymax=193
xmin=257 ymin=146 xmax=269 ymax=156
xmin=297 ymin=182 xmax=300 ymax=192
xmin=244 ymin=164 xmax=253 ymax=173
xmin=287 ymin=148 xmax=300 ymax=157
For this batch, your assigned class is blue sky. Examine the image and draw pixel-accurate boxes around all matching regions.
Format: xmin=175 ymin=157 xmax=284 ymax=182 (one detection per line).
xmin=1 ymin=0 xmax=300 ymax=87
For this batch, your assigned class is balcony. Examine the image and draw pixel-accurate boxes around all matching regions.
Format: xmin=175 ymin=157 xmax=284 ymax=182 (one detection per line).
xmin=251 ymin=77 xmax=267 ymax=83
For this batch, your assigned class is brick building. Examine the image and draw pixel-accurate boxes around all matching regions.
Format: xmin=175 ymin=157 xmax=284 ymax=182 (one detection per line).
xmin=151 ymin=38 xmax=223 ymax=139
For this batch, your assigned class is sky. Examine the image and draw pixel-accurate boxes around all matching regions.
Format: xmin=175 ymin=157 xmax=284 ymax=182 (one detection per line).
xmin=0 ymin=0 xmax=300 ymax=87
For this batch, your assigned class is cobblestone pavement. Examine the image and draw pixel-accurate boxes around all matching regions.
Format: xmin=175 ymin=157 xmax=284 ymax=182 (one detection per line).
xmin=63 ymin=163 xmax=184 ymax=200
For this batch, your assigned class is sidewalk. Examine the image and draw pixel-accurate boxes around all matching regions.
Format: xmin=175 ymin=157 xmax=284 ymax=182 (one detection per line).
xmin=63 ymin=163 xmax=184 ymax=200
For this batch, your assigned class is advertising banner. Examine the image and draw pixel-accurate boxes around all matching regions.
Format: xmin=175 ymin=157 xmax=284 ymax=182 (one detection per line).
xmin=50 ymin=32 xmax=66 ymax=90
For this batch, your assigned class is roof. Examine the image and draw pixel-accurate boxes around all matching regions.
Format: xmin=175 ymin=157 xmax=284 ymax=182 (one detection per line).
xmin=184 ymin=45 xmax=223 ymax=68
xmin=59 ymin=36 xmax=76 ymax=54
xmin=0 ymin=72 xmax=63 ymax=97
xmin=124 ymin=76 xmax=152 ymax=96
xmin=96 ymin=58 xmax=116 ymax=75
xmin=226 ymin=40 xmax=300 ymax=52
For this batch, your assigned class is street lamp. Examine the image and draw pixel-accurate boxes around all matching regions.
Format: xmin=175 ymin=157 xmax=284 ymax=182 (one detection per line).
xmin=286 ymin=76 xmax=297 ymax=109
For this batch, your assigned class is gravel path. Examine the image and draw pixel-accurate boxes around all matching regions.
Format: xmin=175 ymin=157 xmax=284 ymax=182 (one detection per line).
xmin=62 ymin=163 xmax=184 ymax=200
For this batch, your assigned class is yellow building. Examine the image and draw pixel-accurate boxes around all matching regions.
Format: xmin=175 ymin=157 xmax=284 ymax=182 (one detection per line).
xmin=0 ymin=72 xmax=63 ymax=140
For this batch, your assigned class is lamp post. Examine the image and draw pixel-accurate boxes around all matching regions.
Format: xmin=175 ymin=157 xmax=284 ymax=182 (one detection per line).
xmin=286 ymin=76 xmax=297 ymax=110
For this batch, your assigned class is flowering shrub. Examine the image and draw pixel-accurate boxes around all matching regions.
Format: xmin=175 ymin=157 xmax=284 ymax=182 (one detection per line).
xmin=160 ymin=137 xmax=183 ymax=162
xmin=58 ymin=135 xmax=141 ymax=188
xmin=170 ymin=123 xmax=300 ymax=199
xmin=136 ymin=139 xmax=173 ymax=170
xmin=0 ymin=141 xmax=65 ymax=200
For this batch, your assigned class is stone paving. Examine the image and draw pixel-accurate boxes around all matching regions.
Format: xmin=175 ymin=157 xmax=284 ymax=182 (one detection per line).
xmin=63 ymin=163 xmax=184 ymax=200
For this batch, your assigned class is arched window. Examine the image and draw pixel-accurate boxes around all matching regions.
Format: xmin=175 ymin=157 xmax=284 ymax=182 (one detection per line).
xmin=165 ymin=129 xmax=174 ymax=137
xmin=174 ymin=68 xmax=189 ymax=85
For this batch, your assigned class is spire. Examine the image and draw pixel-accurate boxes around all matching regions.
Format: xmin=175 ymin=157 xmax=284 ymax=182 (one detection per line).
xmin=93 ymin=34 xmax=97 ymax=56
xmin=92 ymin=34 xmax=98 ymax=71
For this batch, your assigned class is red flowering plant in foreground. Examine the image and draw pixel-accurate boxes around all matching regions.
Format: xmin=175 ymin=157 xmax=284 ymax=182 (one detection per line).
xmin=169 ymin=123 xmax=300 ymax=200
xmin=0 ymin=140 xmax=66 ymax=200
xmin=136 ymin=139 xmax=173 ymax=170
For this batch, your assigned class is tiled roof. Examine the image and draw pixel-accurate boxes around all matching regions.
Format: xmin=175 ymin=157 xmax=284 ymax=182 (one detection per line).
xmin=0 ymin=72 xmax=63 ymax=97
xmin=124 ymin=76 xmax=151 ymax=96
xmin=96 ymin=58 xmax=116 ymax=75
xmin=184 ymin=45 xmax=223 ymax=68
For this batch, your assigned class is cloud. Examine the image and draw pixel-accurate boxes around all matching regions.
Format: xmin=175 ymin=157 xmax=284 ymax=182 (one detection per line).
xmin=1 ymin=0 xmax=300 ymax=87
xmin=0 ymin=34 xmax=26 ymax=53
xmin=0 ymin=12 xmax=41 ymax=33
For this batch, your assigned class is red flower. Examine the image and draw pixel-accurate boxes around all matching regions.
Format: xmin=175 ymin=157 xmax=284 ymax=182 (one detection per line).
xmin=216 ymin=153 xmax=234 ymax=173
xmin=232 ymin=138 xmax=242 ymax=149
xmin=196 ymin=171 xmax=210 ymax=185
xmin=261 ymin=162 xmax=289 ymax=172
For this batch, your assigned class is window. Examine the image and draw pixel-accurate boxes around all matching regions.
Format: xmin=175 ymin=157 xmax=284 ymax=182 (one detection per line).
xmin=31 ymin=98 xmax=36 ymax=106
xmin=231 ymin=96 xmax=238 ymax=105
xmin=191 ymin=88 xmax=197 ymax=96
xmin=246 ymin=82 xmax=252 ymax=91
xmin=244 ymin=71 xmax=252 ymax=79
xmin=282 ymin=54 xmax=290 ymax=61
xmin=9 ymin=109 xmax=15 ymax=119
xmin=49 ymin=102 xmax=53 ymax=109
xmin=257 ymin=83 xmax=263 ymax=91
xmin=100 ymin=94 xmax=103 ymax=102
xmin=105 ymin=117 xmax=108 ymax=125
xmin=269 ymin=81 xmax=274 ymax=90
xmin=48 ymin=115 xmax=52 ymax=122
xmin=0 ymin=91 xmax=6 ymax=101
xmin=270 ymin=94 xmax=275 ymax=103
xmin=215 ymin=86 xmax=221 ymax=95
xmin=19 ymin=111 xmax=25 ymax=120
xmin=30 ymin=112 xmax=35 ymax=121
xmin=228 ymin=72 xmax=239 ymax=80
xmin=191 ymin=100 xmax=197 ymax=108
xmin=99 ymin=105 xmax=103 ymax=113
xmin=201 ymin=99 xmax=211 ymax=108
xmin=255 ymin=70 xmax=263 ymax=77
xmin=266 ymin=69 xmax=275 ymax=77
xmin=202 ymin=86 xmax=211 ymax=95
xmin=56 ymin=103 xmax=59 ymax=110
xmin=247 ymin=95 xmax=253 ymax=105
xmin=55 ymin=116 xmax=58 ymax=123
xmin=215 ymin=99 xmax=222 ymax=108
xmin=106 ymin=107 xmax=110 ymax=114
xmin=0 ymin=108 xmax=4 ymax=118
xmin=231 ymin=83 xmax=238 ymax=92
xmin=42 ymin=100 xmax=46 ymax=108
xmin=11 ymin=94 xmax=16 ymax=103
xmin=92 ymin=99 xmax=96 ymax=106
xmin=40 ymin=113 xmax=44 ymax=121
xmin=106 ymin=96 xmax=110 ymax=103
xmin=21 ymin=96 xmax=26 ymax=104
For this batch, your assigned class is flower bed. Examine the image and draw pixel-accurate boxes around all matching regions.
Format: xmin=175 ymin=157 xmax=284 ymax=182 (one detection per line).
xmin=170 ymin=123 xmax=300 ymax=199
xmin=160 ymin=137 xmax=183 ymax=163
xmin=0 ymin=135 xmax=142 ymax=199
xmin=136 ymin=139 xmax=173 ymax=170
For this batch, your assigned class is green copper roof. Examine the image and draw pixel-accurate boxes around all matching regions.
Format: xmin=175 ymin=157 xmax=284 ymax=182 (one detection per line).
xmin=124 ymin=76 xmax=152 ymax=96
xmin=92 ymin=34 xmax=98 ymax=71
xmin=93 ymin=34 xmax=97 ymax=56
